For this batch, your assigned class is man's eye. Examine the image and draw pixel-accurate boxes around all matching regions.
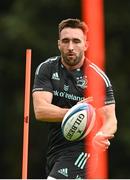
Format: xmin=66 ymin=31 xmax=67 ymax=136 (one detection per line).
xmin=62 ymin=39 xmax=69 ymax=43
xmin=73 ymin=39 xmax=80 ymax=43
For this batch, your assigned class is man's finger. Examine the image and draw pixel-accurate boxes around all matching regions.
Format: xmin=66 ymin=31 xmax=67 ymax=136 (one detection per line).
xmin=95 ymin=131 xmax=114 ymax=139
xmin=102 ymin=134 xmax=114 ymax=139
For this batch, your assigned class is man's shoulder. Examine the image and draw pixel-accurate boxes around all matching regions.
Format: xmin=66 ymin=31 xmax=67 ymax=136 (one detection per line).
xmin=86 ymin=59 xmax=111 ymax=87
xmin=35 ymin=56 xmax=60 ymax=74
xmin=42 ymin=56 xmax=60 ymax=65
xmin=39 ymin=56 xmax=60 ymax=67
xmin=86 ymin=58 xmax=106 ymax=75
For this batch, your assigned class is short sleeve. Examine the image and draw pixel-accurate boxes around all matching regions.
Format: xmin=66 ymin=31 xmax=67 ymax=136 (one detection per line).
xmin=32 ymin=61 xmax=53 ymax=93
xmin=86 ymin=61 xmax=115 ymax=107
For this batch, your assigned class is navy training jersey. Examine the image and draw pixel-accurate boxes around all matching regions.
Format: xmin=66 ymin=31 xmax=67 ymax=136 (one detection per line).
xmin=32 ymin=56 xmax=115 ymax=159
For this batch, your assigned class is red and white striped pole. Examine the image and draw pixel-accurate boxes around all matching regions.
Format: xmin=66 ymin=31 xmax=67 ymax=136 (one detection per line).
xmin=22 ymin=49 xmax=32 ymax=179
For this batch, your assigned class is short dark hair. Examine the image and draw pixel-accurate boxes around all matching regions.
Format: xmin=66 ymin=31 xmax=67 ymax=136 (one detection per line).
xmin=58 ymin=18 xmax=88 ymax=36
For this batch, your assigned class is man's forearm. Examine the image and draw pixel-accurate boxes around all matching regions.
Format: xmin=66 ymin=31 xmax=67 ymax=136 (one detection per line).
xmin=99 ymin=104 xmax=117 ymax=135
xmin=34 ymin=103 xmax=69 ymax=122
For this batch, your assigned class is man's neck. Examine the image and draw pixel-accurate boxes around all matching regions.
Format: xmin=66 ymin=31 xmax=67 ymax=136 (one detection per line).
xmin=61 ymin=57 xmax=85 ymax=71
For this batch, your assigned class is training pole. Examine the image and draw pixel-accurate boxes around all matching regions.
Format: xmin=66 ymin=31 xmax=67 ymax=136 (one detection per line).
xmin=22 ymin=49 xmax=32 ymax=179
xmin=82 ymin=0 xmax=108 ymax=178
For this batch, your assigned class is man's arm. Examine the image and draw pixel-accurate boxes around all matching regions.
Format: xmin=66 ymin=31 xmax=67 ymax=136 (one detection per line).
xmin=92 ymin=104 xmax=117 ymax=151
xmin=97 ymin=104 xmax=117 ymax=134
xmin=32 ymin=91 xmax=69 ymax=122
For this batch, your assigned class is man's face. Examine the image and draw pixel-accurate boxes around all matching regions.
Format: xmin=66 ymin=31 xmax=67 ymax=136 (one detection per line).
xmin=58 ymin=27 xmax=88 ymax=67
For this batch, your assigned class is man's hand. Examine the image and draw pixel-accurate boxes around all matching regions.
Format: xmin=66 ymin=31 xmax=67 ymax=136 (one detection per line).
xmin=92 ymin=131 xmax=114 ymax=152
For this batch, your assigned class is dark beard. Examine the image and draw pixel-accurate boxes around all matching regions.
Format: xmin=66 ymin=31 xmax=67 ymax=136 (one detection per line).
xmin=62 ymin=52 xmax=83 ymax=66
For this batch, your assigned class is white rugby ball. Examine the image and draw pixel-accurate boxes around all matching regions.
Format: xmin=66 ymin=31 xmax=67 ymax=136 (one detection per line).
xmin=61 ymin=103 xmax=96 ymax=141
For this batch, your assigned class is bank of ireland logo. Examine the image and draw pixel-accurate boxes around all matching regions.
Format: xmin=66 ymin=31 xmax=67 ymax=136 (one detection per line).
xmin=64 ymin=84 xmax=69 ymax=91
xmin=76 ymin=76 xmax=88 ymax=89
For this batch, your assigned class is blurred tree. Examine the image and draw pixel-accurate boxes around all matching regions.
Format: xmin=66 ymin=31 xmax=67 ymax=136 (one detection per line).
xmin=105 ymin=0 xmax=130 ymax=178
xmin=0 ymin=0 xmax=81 ymax=178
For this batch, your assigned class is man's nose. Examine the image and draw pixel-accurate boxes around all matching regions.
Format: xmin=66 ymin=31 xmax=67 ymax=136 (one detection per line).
xmin=68 ymin=41 xmax=74 ymax=51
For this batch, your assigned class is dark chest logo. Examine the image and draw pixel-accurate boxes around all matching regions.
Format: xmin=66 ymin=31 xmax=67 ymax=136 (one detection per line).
xmin=76 ymin=76 xmax=88 ymax=89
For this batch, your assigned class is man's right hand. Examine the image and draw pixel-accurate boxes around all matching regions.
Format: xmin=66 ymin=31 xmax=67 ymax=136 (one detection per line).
xmin=92 ymin=131 xmax=114 ymax=152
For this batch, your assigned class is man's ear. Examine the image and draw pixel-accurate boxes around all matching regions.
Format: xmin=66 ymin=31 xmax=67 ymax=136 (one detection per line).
xmin=58 ymin=40 xmax=60 ymax=50
xmin=85 ymin=41 xmax=89 ymax=51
